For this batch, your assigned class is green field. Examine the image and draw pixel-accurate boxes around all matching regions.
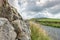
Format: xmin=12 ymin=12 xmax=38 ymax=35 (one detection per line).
xmin=30 ymin=18 xmax=60 ymax=28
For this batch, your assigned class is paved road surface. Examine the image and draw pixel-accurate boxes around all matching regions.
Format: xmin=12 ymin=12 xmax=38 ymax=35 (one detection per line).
xmin=41 ymin=25 xmax=60 ymax=40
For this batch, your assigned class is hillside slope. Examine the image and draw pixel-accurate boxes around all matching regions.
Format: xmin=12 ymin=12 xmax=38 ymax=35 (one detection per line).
xmin=30 ymin=18 xmax=60 ymax=28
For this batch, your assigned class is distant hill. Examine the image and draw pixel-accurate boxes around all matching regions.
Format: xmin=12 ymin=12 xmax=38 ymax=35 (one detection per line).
xmin=29 ymin=18 xmax=60 ymax=28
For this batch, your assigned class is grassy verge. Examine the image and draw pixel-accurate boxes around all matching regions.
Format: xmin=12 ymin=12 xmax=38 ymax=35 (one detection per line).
xmin=29 ymin=21 xmax=50 ymax=40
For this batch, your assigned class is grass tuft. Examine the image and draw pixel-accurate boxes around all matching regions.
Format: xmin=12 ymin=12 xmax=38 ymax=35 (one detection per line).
xmin=29 ymin=21 xmax=50 ymax=40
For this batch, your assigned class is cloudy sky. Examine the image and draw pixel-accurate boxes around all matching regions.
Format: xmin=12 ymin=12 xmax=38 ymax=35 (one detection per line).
xmin=8 ymin=0 xmax=60 ymax=19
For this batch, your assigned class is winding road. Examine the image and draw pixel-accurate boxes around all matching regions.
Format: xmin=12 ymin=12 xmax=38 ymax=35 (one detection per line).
xmin=40 ymin=25 xmax=60 ymax=40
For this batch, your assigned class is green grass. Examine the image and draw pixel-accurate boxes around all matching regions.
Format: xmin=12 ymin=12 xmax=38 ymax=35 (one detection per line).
xmin=30 ymin=18 xmax=60 ymax=28
xmin=29 ymin=21 xmax=50 ymax=40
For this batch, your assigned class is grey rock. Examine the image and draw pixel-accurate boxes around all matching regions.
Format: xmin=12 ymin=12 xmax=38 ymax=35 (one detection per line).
xmin=0 ymin=0 xmax=31 ymax=40
xmin=0 ymin=18 xmax=17 ymax=40
xmin=12 ymin=20 xmax=31 ymax=40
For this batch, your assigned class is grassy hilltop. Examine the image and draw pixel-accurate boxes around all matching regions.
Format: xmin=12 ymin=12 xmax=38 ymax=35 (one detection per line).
xmin=30 ymin=18 xmax=60 ymax=28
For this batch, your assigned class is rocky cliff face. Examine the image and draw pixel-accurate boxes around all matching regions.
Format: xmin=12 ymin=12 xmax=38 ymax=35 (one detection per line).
xmin=0 ymin=0 xmax=31 ymax=40
xmin=0 ymin=18 xmax=16 ymax=40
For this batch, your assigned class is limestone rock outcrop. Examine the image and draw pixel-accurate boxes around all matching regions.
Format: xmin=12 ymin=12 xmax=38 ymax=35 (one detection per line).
xmin=0 ymin=18 xmax=16 ymax=40
xmin=0 ymin=0 xmax=31 ymax=40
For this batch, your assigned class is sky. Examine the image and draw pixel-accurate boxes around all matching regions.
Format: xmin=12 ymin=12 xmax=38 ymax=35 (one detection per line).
xmin=8 ymin=0 xmax=60 ymax=19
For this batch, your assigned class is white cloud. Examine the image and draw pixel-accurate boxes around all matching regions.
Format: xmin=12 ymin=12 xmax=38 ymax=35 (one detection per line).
xmin=8 ymin=0 xmax=60 ymax=19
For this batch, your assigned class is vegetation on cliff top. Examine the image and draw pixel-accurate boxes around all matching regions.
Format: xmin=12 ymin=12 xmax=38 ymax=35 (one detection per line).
xmin=29 ymin=21 xmax=50 ymax=40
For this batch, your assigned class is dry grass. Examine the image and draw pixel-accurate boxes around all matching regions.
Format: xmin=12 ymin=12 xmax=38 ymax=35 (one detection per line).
xmin=29 ymin=21 xmax=50 ymax=40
